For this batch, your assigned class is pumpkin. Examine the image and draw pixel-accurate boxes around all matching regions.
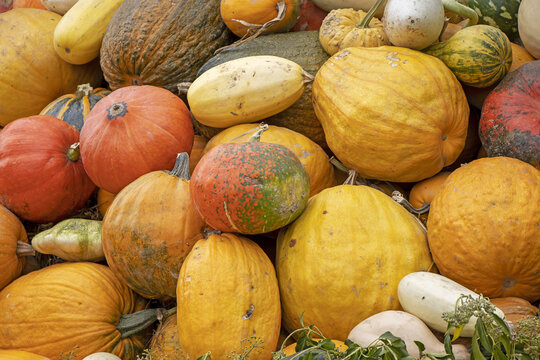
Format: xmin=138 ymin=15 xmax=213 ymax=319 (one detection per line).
xmin=102 ymin=153 xmax=206 ymax=300
xmin=277 ymin=185 xmax=433 ymax=340
xmin=464 ymin=0 xmax=521 ymax=40
xmin=177 ymin=232 xmax=281 ymax=360
xmin=509 ymin=43 xmax=535 ymax=72
xmin=41 ymin=0 xmax=79 ymax=14
xmin=311 ymin=0 xmax=384 ymax=17
xmin=203 ymin=123 xmax=334 ymax=196
xmin=424 ymin=25 xmax=512 ymax=88
xmin=442 ymin=107 xmax=482 ymax=171
xmin=220 ymin=0 xmax=300 ymax=37
xmin=0 ymin=9 xmax=102 ymax=127
xmin=0 ymin=0 xmax=13 ymax=12
xmin=290 ymin=0 xmax=328 ymax=31
xmin=427 ymin=157 xmax=540 ymax=302
xmin=0 ymin=350 xmax=50 ymax=360
xmin=100 ymin=0 xmax=232 ymax=92
xmin=194 ymin=31 xmax=329 ymax=149
xmin=409 ymin=172 xmax=451 ymax=211
xmin=13 ymin=0 xmax=46 ymax=8
xmin=312 ymin=46 xmax=469 ymax=183
xmin=0 ymin=204 xmax=33 ymax=291
xmin=489 ymin=297 xmax=538 ymax=323
xmin=282 ymin=340 xmax=346 ymax=355
xmin=0 ymin=115 xmax=95 ymax=223
xmin=190 ymin=128 xmax=310 ymax=234
xmin=189 ymin=135 xmax=208 ymax=175
xmin=319 ymin=6 xmax=390 ymax=56
xmin=518 ymin=0 xmax=540 ymax=59
xmin=97 ymin=188 xmax=116 ymax=217
xmin=479 ymin=61 xmax=539 ymax=169
xmin=149 ymin=314 xmax=184 ymax=360
xmin=0 ymin=262 xmax=152 ymax=359
xmin=80 ymin=85 xmax=194 ymax=194
xmin=40 ymin=83 xmax=110 ymax=132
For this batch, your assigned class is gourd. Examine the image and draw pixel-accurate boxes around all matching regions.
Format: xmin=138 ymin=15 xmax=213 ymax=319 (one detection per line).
xmin=80 ymin=85 xmax=194 ymax=194
xmin=348 ymin=311 xmax=470 ymax=359
xmin=149 ymin=314 xmax=184 ymax=360
xmin=424 ymin=25 xmax=512 ymax=88
xmin=311 ymin=0 xmax=385 ymax=17
xmin=100 ymin=0 xmax=232 ymax=92
xmin=102 ymin=153 xmax=206 ymax=300
xmin=82 ymin=354 xmax=121 ymax=360
xmin=518 ymin=0 xmax=540 ymax=59
xmin=41 ymin=0 xmax=79 ymax=14
xmin=465 ymin=0 xmax=521 ymax=40
xmin=177 ymin=232 xmax=281 ymax=360
xmin=427 ymin=157 xmax=540 ymax=302
xmin=0 ymin=0 xmax=13 ymax=12
xmin=0 ymin=116 xmax=95 ymax=223
xmin=398 ymin=272 xmax=505 ymax=337
xmin=12 ymin=0 xmax=46 ymax=8
xmin=0 ymin=350 xmax=50 ymax=360
xmin=40 ymin=83 xmax=110 ymax=132
xmin=409 ymin=172 xmax=451 ymax=210
xmin=489 ymin=297 xmax=539 ymax=323
xmin=277 ymin=185 xmax=433 ymax=340
xmin=31 ymin=219 xmax=104 ymax=262
xmin=0 ymin=9 xmax=102 ymax=127
xmin=186 ymin=56 xmax=311 ymax=128
xmin=312 ymin=46 xmax=469 ymax=183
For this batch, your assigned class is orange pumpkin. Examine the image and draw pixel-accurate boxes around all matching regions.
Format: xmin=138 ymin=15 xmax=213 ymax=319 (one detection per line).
xmin=490 ymin=297 xmax=538 ymax=323
xmin=189 ymin=135 xmax=208 ymax=175
xmin=509 ymin=43 xmax=535 ymax=72
xmin=409 ymin=172 xmax=451 ymax=209
xmin=97 ymin=188 xmax=116 ymax=218
xmin=149 ymin=314 xmax=184 ymax=360
xmin=13 ymin=0 xmax=47 ymax=9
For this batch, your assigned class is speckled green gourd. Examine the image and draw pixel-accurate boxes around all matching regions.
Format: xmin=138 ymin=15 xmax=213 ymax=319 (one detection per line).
xmin=465 ymin=0 xmax=521 ymax=41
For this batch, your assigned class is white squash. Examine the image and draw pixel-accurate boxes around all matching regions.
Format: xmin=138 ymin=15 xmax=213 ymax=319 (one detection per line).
xmin=41 ymin=0 xmax=79 ymax=14
xmin=311 ymin=0 xmax=386 ymax=17
xmin=82 ymin=353 xmax=121 ymax=360
xmin=348 ymin=311 xmax=470 ymax=360
xmin=518 ymin=0 xmax=540 ymax=59
xmin=398 ymin=272 xmax=505 ymax=337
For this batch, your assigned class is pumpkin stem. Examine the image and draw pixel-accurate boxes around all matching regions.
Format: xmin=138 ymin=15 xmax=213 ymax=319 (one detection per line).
xmin=214 ymin=1 xmax=287 ymax=54
xmin=117 ymin=307 xmax=176 ymax=339
xmin=16 ymin=240 xmax=35 ymax=257
xmin=329 ymin=156 xmax=350 ymax=174
xmin=391 ymin=191 xmax=431 ymax=215
xmin=169 ymin=153 xmax=190 ymax=180
xmin=302 ymin=71 xmax=315 ymax=84
xmin=66 ymin=142 xmax=80 ymax=162
xmin=357 ymin=0 xmax=387 ymax=29
xmin=75 ymin=83 xmax=94 ymax=99
xmin=177 ymin=82 xmax=192 ymax=96
xmin=441 ymin=0 xmax=478 ymax=28
xmin=202 ymin=227 xmax=222 ymax=239
xmin=247 ymin=124 xmax=269 ymax=142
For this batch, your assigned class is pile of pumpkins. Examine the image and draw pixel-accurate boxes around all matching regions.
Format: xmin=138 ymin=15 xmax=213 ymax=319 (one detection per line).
xmin=0 ymin=0 xmax=538 ymax=359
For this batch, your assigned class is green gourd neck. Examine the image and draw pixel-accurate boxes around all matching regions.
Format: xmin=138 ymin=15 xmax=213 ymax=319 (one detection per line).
xmin=357 ymin=0 xmax=387 ymax=29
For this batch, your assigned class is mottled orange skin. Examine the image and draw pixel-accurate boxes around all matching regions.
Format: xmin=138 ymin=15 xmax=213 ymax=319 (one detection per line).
xmin=149 ymin=315 xmax=184 ymax=360
xmin=427 ymin=157 xmax=540 ymax=302
xmin=0 ymin=204 xmax=28 ymax=291
xmin=0 ymin=262 xmax=148 ymax=359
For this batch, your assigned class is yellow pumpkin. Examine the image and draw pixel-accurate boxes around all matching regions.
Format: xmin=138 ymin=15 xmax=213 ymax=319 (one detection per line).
xmin=277 ymin=185 xmax=433 ymax=340
xmin=0 ymin=350 xmax=50 ymax=360
xmin=203 ymin=123 xmax=335 ymax=196
xmin=312 ymin=46 xmax=469 ymax=183
xmin=149 ymin=314 xmax=184 ymax=360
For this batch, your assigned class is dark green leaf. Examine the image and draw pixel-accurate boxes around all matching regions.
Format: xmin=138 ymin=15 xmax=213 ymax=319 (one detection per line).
xmin=471 ymin=333 xmax=488 ymax=360
xmin=444 ymin=332 xmax=454 ymax=357
xmin=499 ymin=334 xmax=512 ymax=354
xmin=492 ymin=344 xmax=508 ymax=360
xmin=197 ymin=352 xmax=212 ymax=360
xmin=491 ymin=313 xmax=511 ymax=337
xmin=475 ymin=317 xmax=494 ymax=352
xmin=414 ymin=340 xmax=426 ymax=354
xmin=295 ymin=334 xmax=319 ymax=353
xmin=318 ymin=339 xmax=336 ymax=351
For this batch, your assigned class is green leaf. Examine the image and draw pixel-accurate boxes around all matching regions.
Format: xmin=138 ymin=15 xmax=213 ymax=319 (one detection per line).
xmin=471 ymin=333 xmax=488 ymax=360
xmin=414 ymin=340 xmax=426 ymax=355
xmin=318 ymin=339 xmax=336 ymax=351
xmin=492 ymin=344 xmax=508 ymax=360
xmin=197 ymin=352 xmax=212 ymax=360
xmin=498 ymin=334 xmax=511 ymax=355
xmin=475 ymin=317 xmax=494 ymax=352
xmin=444 ymin=332 xmax=454 ymax=357
xmin=491 ymin=313 xmax=511 ymax=338
xmin=295 ymin=334 xmax=319 ymax=353
xmin=452 ymin=325 xmax=465 ymax=342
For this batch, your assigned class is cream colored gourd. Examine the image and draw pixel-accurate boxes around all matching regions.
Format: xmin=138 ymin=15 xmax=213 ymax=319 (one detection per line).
xmin=348 ymin=311 xmax=470 ymax=360
xmin=518 ymin=0 xmax=540 ymax=59
xmin=53 ymin=0 xmax=125 ymax=64
xmin=41 ymin=0 xmax=79 ymax=14
xmin=187 ymin=55 xmax=310 ymax=128
xmin=398 ymin=272 xmax=505 ymax=337
xmin=82 ymin=353 xmax=121 ymax=360
xmin=312 ymin=0 xmax=385 ymax=17
xmin=31 ymin=219 xmax=104 ymax=262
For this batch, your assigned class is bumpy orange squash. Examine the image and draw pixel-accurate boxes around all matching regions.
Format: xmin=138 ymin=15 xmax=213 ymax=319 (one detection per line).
xmin=149 ymin=314 xmax=184 ymax=360
xmin=312 ymin=46 xmax=469 ymax=183
xmin=427 ymin=157 xmax=540 ymax=302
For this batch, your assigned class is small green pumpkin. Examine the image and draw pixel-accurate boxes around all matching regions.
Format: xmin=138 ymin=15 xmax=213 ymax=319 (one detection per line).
xmin=40 ymin=83 xmax=110 ymax=131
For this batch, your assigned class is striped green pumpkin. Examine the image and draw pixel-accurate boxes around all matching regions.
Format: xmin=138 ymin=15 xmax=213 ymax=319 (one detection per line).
xmin=424 ymin=25 xmax=512 ymax=88
xmin=40 ymin=83 xmax=110 ymax=132
xmin=465 ymin=0 xmax=521 ymax=41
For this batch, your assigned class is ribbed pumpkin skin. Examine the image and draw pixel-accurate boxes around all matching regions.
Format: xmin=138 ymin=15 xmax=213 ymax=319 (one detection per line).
xmin=191 ymin=141 xmax=310 ymax=234
xmin=102 ymin=157 xmax=206 ymax=300
xmin=100 ymin=0 xmax=231 ymax=92
xmin=0 ymin=262 xmax=148 ymax=359
xmin=0 ymin=350 xmax=50 ymax=360
xmin=313 ymin=46 xmax=469 ymax=183
xmin=80 ymin=85 xmax=194 ymax=194
xmin=177 ymin=233 xmax=281 ymax=360
xmin=0 ymin=116 xmax=96 ymax=223
xmin=424 ymin=25 xmax=512 ymax=88
xmin=203 ymin=124 xmax=335 ymax=196
xmin=0 ymin=204 xmax=28 ymax=291
xmin=489 ymin=297 xmax=538 ymax=323
xmin=427 ymin=157 xmax=540 ymax=302
xmin=277 ymin=185 xmax=433 ymax=340
xmin=149 ymin=315 xmax=184 ymax=360
xmin=465 ymin=0 xmax=521 ymax=40
xmin=40 ymin=86 xmax=110 ymax=131
xmin=0 ymin=9 xmax=102 ymax=127
xmin=479 ymin=61 xmax=540 ymax=169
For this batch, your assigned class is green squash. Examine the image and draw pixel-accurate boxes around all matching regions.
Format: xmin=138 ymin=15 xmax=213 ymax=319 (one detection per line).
xmin=465 ymin=0 xmax=521 ymax=41
xmin=424 ymin=25 xmax=512 ymax=88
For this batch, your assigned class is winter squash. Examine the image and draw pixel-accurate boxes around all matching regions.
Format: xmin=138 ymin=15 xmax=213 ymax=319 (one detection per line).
xmin=465 ymin=0 xmax=521 ymax=40
xmin=290 ymin=0 xmax=328 ymax=31
xmin=41 ymin=0 xmax=79 ymax=14
xmin=489 ymin=297 xmax=538 ymax=323
xmin=80 ymin=85 xmax=194 ymax=194
xmin=0 ymin=116 xmax=95 ymax=223
xmin=97 ymin=189 xmax=116 ymax=217
xmin=195 ymin=31 xmax=329 ymax=149
xmin=0 ymin=350 xmax=50 ymax=360
xmin=0 ymin=262 xmax=152 ymax=359
xmin=191 ymin=128 xmax=310 ymax=234
xmin=100 ymin=0 xmax=232 ymax=93
xmin=0 ymin=204 xmax=33 ymax=291
xmin=311 ymin=0 xmax=384 ymax=17
xmin=0 ymin=9 xmax=102 ymax=127
xmin=220 ymin=0 xmax=301 ymax=37
xmin=442 ymin=107 xmax=481 ymax=171
xmin=102 ymin=153 xmax=206 ymax=299
xmin=189 ymin=135 xmax=208 ymax=175
xmin=13 ymin=0 xmax=46 ymax=9
xmin=40 ymin=83 xmax=110 ymax=132
xmin=479 ymin=61 xmax=539 ymax=169
xmin=509 ymin=43 xmax=535 ymax=72
xmin=312 ymin=46 xmax=469 ymax=183
xmin=277 ymin=185 xmax=433 ymax=340
xmin=427 ymin=157 xmax=540 ymax=302
xmin=518 ymin=0 xmax=540 ymax=59
xmin=0 ymin=0 xmax=13 ymax=12
xmin=149 ymin=314 xmax=184 ymax=360
xmin=424 ymin=25 xmax=512 ymax=88
xmin=409 ymin=172 xmax=451 ymax=210
xmin=203 ymin=123 xmax=334 ymax=196
xmin=177 ymin=232 xmax=281 ymax=360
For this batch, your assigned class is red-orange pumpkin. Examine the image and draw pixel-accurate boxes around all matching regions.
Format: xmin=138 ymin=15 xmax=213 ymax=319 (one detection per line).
xmin=80 ymin=85 xmax=194 ymax=194
xmin=0 ymin=115 xmax=95 ymax=223
xmin=13 ymin=0 xmax=46 ymax=9
xmin=290 ymin=0 xmax=328 ymax=31
xmin=490 ymin=297 xmax=538 ymax=323
xmin=0 ymin=0 xmax=12 ymax=12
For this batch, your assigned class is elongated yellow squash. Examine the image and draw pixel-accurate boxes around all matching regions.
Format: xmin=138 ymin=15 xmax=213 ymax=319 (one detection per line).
xmin=187 ymin=55 xmax=309 ymax=128
xmin=54 ymin=0 xmax=125 ymax=64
